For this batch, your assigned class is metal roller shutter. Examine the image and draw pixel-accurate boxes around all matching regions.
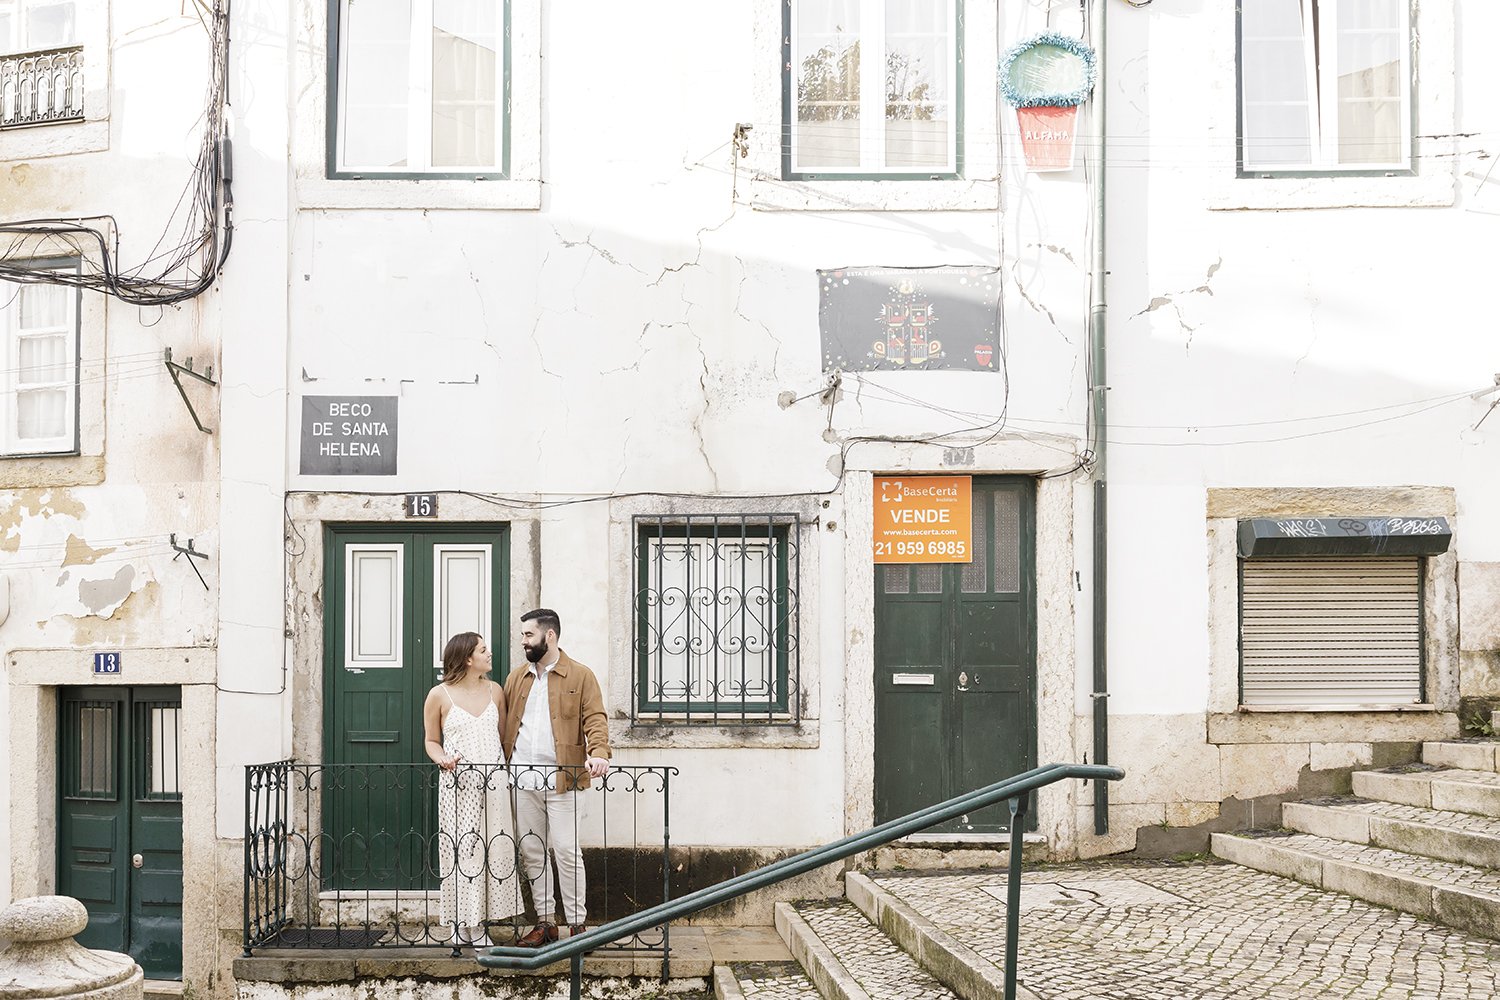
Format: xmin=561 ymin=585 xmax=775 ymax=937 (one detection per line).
xmin=1240 ymin=556 xmax=1423 ymax=707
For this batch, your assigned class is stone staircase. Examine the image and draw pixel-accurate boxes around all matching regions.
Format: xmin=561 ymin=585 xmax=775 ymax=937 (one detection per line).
xmin=1212 ymin=739 xmax=1500 ymax=941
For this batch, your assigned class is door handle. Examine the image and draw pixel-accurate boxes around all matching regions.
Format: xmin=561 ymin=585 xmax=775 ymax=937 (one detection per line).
xmin=957 ymin=671 xmax=970 ymax=691
xmin=131 ymin=854 xmax=143 ymax=869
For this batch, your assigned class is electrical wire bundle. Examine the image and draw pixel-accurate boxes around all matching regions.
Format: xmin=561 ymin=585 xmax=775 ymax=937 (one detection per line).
xmin=0 ymin=0 xmax=232 ymax=305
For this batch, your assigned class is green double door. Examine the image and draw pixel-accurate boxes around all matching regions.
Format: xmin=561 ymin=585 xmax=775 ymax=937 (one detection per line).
xmin=57 ymin=686 xmax=183 ymax=979
xmin=323 ymin=524 xmax=509 ymax=889
xmin=874 ymin=478 xmax=1037 ymax=834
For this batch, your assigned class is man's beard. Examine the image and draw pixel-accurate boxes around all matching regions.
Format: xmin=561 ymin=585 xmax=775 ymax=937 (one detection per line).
xmin=524 ymin=637 xmax=548 ymax=663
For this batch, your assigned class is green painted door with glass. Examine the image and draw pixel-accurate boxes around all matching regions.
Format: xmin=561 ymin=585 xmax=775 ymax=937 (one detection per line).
xmin=874 ymin=478 xmax=1037 ymax=833
xmin=57 ymin=686 xmax=184 ymax=980
xmin=323 ymin=525 xmax=508 ymax=889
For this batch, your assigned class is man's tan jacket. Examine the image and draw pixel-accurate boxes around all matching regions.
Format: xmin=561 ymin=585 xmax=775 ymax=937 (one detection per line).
xmin=502 ymin=648 xmax=611 ymax=791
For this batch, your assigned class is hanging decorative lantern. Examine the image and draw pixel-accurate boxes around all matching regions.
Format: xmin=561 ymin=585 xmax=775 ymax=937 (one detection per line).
xmin=998 ymin=32 xmax=1098 ymax=173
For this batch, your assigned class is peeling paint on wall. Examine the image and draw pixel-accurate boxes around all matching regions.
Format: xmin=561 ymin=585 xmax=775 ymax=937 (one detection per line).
xmin=62 ymin=534 xmax=118 ymax=567
xmin=77 ymin=565 xmax=137 ymax=617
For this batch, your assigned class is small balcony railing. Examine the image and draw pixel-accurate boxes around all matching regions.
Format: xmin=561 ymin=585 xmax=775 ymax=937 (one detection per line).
xmin=243 ymin=761 xmax=676 ymax=965
xmin=1 ymin=45 xmax=84 ymax=129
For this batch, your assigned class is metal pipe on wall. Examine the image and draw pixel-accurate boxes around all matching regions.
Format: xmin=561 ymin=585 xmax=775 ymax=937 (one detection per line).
xmin=1088 ymin=0 xmax=1111 ymax=835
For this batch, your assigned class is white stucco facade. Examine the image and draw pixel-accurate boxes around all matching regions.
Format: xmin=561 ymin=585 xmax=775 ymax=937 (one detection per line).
xmin=3 ymin=0 xmax=1500 ymax=993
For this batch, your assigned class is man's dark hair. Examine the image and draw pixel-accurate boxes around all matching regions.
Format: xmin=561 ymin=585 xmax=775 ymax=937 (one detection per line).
xmin=521 ymin=607 xmax=562 ymax=637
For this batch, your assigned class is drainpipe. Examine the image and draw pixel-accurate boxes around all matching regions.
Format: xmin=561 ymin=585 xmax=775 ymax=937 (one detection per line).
xmin=1088 ymin=0 xmax=1110 ymax=835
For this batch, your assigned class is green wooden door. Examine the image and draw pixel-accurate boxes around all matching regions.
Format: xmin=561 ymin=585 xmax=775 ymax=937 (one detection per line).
xmin=323 ymin=524 xmax=509 ymax=890
xmin=58 ymin=687 xmax=184 ymax=980
xmin=874 ymin=478 xmax=1036 ymax=834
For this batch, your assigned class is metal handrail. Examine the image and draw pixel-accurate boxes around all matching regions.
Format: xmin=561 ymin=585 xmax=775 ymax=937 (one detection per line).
xmin=479 ymin=761 xmax=1125 ymax=1000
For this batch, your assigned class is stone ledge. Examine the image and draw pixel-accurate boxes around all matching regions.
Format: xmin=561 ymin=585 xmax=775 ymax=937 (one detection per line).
xmin=1208 ymin=712 xmax=1459 ymax=745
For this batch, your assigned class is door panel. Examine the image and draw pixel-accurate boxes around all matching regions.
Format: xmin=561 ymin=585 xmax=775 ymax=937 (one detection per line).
xmin=324 ymin=524 xmax=508 ymax=891
xmin=58 ymin=687 xmax=183 ymax=980
xmin=875 ymin=478 xmax=1036 ymax=835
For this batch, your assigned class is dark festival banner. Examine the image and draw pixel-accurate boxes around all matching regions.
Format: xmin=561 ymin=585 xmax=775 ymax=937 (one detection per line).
xmin=818 ymin=265 xmax=1001 ymax=373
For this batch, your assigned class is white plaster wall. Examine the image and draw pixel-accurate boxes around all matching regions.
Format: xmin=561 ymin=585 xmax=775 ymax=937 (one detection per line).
xmin=0 ymin=1 xmax=229 ymax=907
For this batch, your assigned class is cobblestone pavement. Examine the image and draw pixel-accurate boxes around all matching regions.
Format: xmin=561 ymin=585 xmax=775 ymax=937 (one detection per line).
xmin=873 ymin=860 xmax=1500 ymax=999
xmin=727 ymin=961 xmax=822 ymax=1000
xmin=794 ymin=900 xmax=956 ymax=1000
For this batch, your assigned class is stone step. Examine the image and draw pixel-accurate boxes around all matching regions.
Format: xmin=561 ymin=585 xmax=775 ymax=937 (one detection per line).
xmin=1424 ymin=740 xmax=1500 ymax=773
xmin=1211 ymin=829 xmax=1500 ymax=941
xmin=774 ymin=899 xmax=958 ymax=1000
xmin=1353 ymin=766 xmax=1500 ymax=817
xmin=843 ymin=872 xmax=1016 ymax=1000
xmin=1284 ymin=796 xmax=1500 ymax=868
xmin=714 ymin=961 xmax=822 ymax=1000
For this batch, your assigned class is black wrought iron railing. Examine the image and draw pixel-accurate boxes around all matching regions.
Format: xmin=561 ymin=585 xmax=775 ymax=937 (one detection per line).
xmin=244 ymin=762 xmax=676 ymax=962
xmin=1 ymin=45 xmax=84 ymax=129
xmin=479 ymin=762 xmax=1125 ymax=1000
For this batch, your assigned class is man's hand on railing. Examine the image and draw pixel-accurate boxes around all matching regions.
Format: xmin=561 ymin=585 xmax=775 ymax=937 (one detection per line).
xmin=585 ymin=756 xmax=610 ymax=779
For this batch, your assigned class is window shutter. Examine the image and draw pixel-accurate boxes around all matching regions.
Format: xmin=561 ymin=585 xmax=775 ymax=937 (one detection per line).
xmin=1240 ymin=557 xmax=1422 ymax=706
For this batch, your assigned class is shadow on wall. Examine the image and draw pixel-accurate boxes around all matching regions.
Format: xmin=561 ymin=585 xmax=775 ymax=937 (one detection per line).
xmin=1129 ymin=742 xmax=1424 ymax=859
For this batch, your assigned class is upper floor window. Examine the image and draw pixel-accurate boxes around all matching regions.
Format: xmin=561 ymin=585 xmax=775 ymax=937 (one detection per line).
xmin=785 ymin=0 xmax=960 ymax=180
xmin=328 ymin=0 xmax=506 ymax=179
xmin=1 ymin=0 xmax=82 ymax=129
xmin=0 ymin=0 xmax=75 ymax=54
xmin=2 ymin=267 xmax=80 ymax=457
xmin=1238 ymin=0 xmax=1411 ymax=175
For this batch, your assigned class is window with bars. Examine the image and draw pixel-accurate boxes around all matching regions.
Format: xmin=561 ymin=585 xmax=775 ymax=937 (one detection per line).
xmin=329 ymin=0 xmax=507 ymax=178
xmin=785 ymin=0 xmax=961 ymax=179
xmin=1239 ymin=556 xmax=1424 ymax=707
xmin=1238 ymin=0 xmax=1411 ymax=174
xmin=633 ymin=515 xmax=801 ymax=723
xmin=1 ymin=263 xmax=79 ymax=457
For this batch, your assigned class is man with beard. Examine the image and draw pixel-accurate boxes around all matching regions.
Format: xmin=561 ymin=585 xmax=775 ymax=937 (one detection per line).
xmin=502 ymin=608 xmax=611 ymax=946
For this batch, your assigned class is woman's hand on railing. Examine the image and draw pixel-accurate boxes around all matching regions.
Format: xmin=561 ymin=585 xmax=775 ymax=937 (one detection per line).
xmin=435 ymin=751 xmax=463 ymax=772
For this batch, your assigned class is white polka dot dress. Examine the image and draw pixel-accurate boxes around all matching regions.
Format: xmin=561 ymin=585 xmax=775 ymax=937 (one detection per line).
xmin=437 ymin=688 xmax=523 ymax=940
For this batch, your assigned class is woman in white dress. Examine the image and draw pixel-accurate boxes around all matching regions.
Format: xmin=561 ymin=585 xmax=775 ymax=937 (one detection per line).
xmin=423 ymin=632 xmax=523 ymax=945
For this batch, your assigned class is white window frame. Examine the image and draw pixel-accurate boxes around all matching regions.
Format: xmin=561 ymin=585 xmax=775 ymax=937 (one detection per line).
xmin=786 ymin=0 xmax=961 ymax=179
xmin=431 ymin=543 xmax=491 ymax=677
xmin=330 ymin=0 xmax=507 ymax=178
xmin=345 ymin=543 xmax=405 ymax=670
xmin=1238 ymin=0 xmax=1412 ymax=176
xmin=1 ymin=264 xmax=80 ymax=457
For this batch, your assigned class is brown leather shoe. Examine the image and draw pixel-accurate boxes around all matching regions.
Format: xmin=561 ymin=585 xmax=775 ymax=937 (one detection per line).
xmin=517 ymin=922 xmax=558 ymax=948
xmin=568 ymin=924 xmax=587 ymax=938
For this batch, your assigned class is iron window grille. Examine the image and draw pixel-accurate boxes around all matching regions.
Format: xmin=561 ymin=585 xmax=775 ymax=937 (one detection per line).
xmin=633 ymin=514 xmax=801 ymax=725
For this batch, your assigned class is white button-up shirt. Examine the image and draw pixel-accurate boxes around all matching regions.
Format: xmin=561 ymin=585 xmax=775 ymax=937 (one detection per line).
xmin=512 ymin=658 xmax=559 ymax=790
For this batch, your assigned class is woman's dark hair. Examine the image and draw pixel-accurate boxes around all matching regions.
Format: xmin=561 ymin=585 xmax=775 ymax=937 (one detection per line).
xmin=440 ymin=632 xmax=483 ymax=685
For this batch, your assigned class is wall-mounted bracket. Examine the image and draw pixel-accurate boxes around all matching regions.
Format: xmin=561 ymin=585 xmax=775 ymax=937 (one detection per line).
xmin=170 ymin=533 xmax=210 ymax=591
xmin=164 ymin=347 xmax=217 ymax=434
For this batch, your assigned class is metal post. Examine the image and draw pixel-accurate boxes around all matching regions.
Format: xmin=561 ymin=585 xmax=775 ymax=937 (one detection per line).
xmin=1088 ymin=0 xmax=1112 ymax=838
xmin=1004 ymin=795 xmax=1027 ymax=1000
xmin=570 ymin=953 xmax=583 ymax=1000
xmin=662 ymin=768 xmax=672 ymax=983
xmin=242 ymin=766 xmax=254 ymax=957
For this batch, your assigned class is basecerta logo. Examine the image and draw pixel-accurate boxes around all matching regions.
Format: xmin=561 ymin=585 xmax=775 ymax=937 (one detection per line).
xmin=880 ymin=480 xmax=904 ymax=504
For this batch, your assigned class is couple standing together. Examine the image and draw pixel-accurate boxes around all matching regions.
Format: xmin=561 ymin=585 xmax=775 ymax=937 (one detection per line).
xmin=422 ymin=608 xmax=611 ymax=948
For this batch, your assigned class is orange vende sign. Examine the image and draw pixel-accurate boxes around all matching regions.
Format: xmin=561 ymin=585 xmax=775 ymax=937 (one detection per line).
xmin=873 ymin=476 xmax=973 ymax=564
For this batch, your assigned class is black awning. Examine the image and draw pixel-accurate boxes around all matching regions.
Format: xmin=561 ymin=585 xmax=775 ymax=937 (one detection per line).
xmin=1238 ymin=516 xmax=1452 ymax=557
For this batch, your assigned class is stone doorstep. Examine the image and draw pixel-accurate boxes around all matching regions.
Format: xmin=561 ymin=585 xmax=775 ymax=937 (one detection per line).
xmin=1283 ymin=799 xmax=1500 ymax=869
xmin=1353 ymin=768 xmax=1500 ymax=817
xmin=1209 ymin=832 xmax=1500 ymax=942
xmin=143 ymin=980 xmax=183 ymax=1000
xmin=842 ymin=872 xmax=1043 ymax=1000
xmin=1424 ymin=740 xmax=1500 ymax=773
xmin=232 ymin=929 xmax=713 ymax=982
